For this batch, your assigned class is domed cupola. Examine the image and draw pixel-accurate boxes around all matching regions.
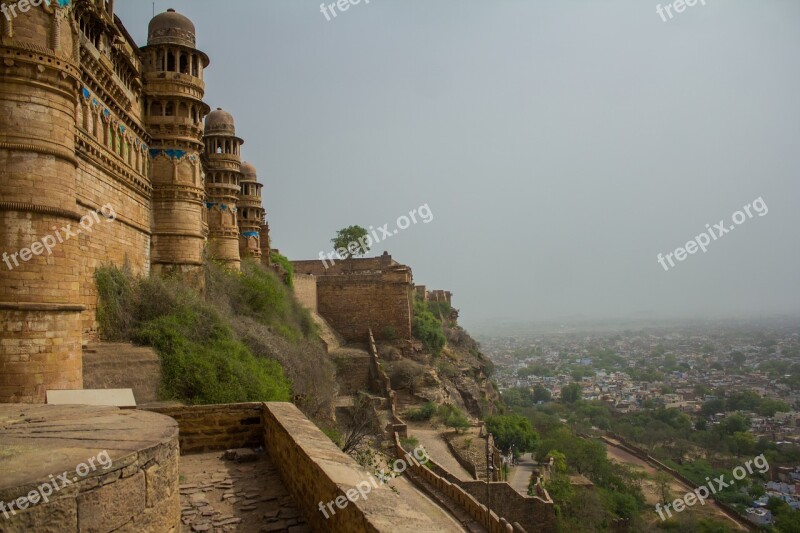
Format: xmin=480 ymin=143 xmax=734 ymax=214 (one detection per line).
xmin=205 ymin=108 xmax=237 ymax=136
xmin=148 ymin=8 xmax=196 ymax=47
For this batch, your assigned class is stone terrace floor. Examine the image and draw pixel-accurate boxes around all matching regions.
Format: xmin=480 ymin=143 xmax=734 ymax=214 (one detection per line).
xmin=179 ymin=450 xmax=310 ymax=533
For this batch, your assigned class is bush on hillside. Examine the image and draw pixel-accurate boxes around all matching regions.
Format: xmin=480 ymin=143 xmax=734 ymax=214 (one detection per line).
xmin=406 ymin=401 xmax=437 ymax=422
xmin=437 ymin=404 xmax=470 ymax=432
xmin=94 ymin=261 xmax=333 ymax=415
xmin=269 ymin=252 xmax=294 ymax=287
xmin=413 ymin=297 xmax=446 ymax=356
xmin=387 ymin=359 xmax=427 ymax=394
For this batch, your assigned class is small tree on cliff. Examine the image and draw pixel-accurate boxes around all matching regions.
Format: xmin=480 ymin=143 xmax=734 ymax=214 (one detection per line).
xmin=341 ymin=393 xmax=379 ymax=453
xmin=331 ymin=225 xmax=371 ymax=259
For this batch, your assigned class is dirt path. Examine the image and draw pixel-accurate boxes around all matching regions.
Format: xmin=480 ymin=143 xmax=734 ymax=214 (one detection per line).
xmin=406 ymin=424 xmax=474 ymax=481
xmin=604 ymin=441 xmax=748 ymax=530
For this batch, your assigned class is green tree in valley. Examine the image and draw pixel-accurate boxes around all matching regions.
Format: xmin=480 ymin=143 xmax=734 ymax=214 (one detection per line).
xmin=533 ymin=384 xmax=552 ymax=403
xmin=718 ymin=413 xmax=750 ymax=436
xmin=560 ymin=383 xmax=582 ymax=404
xmin=485 ymin=414 xmax=539 ymax=453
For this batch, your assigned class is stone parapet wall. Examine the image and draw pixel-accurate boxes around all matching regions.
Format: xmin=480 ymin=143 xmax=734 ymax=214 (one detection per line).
xmin=264 ymin=402 xmax=455 ymax=533
xmin=458 ymin=480 xmax=556 ymax=533
xmin=392 ymin=434 xmax=526 ymax=533
xmin=146 ymin=403 xmax=264 ymax=454
xmin=317 ymin=268 xmax=413 ymax=342
xmin=444 ymin=435 xmax=479 ymax=480
xmin=291 ymin=252 xmax=397 ymax=276
xmin=293 ymin=273 xmax=318 ymax=312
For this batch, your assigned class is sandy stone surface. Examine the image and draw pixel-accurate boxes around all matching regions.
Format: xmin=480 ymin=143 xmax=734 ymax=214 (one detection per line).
xmin=179 ymin=450 xmax=310 ymax=533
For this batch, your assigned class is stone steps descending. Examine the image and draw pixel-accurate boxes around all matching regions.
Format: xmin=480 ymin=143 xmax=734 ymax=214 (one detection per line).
xmin=332 ymin=350 xmax=372 ymax=396
xmin=311 ymin=311 xmax=345 ymax=352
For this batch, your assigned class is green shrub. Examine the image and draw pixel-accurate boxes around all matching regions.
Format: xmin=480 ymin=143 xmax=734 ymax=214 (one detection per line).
xmin=214 ymin=260 xmax=315 ymax=342
xmin=388 ymin=359 xmax=426 ymax=394
xmin=95 ymin=265 xmax=135 ymax=340
xmin=132 ymin=292 xmax=291 ymax=404
xmin=401 ymin=436 xmax=419 ymax=449
xmin=269 ymin=252 xmax=294 ymax=287
xmin=406 ymin=401 xmax=437 ymax=422
xmin=94 ymin=264 xmax=296 ymax=405
xmin=436 ymin=360 xmax=459 ymax=380
xmin=437 ymin=404 xmax=470 ymax=432
xmin=413 ymin=297 xmax=446 ymax=356
xmin=426 ymin=300 xmax=453 ymax=319
xmin=381 ymin=325 xmax=398 ymax=340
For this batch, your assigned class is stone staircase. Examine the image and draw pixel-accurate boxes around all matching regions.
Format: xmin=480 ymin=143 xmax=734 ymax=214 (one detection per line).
xmin=333 ymin=348 xmax=372 ymax=396
xmin=311 ymin=311 xmax=345 ymax=353
xmin=82 ymin=343 xmax=162 ymax=405
xmin=406 ymin=473 xmax=487 ymax=532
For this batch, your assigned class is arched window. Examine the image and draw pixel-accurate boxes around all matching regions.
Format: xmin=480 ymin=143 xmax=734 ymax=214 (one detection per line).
xmin=165 ymin=102 xmax=174 ymax=117
xmin=179 ymin=53 xmax=189 ymax=74
xmin=167 ymin=50 xmax=176 ymax=72
xmin=151 ymin=101 xmax=163 ymax=117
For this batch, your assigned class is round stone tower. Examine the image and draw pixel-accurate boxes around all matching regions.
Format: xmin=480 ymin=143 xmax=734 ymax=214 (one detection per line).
xmin=237 ymin=162 xmax=266 ymax=259
xmin=0 ymin=1 xmax=84 ymax=402
xmin=141 ymin=9 xmax=210 ymax=279
xmin=204 ymin=108 xmax=243 ymax=270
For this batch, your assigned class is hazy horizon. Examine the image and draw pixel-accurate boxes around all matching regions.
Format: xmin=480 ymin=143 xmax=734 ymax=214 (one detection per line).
xmin=118 ymin=1 xmax=800 ymax=330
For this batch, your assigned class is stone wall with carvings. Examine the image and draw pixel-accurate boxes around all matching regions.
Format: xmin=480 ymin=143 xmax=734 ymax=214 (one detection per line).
xmin=0 ymin=1 xmax=270 ymax=402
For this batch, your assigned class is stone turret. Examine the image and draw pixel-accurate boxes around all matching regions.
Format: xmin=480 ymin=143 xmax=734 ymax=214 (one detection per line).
xmin=237 ymin=162 xmax=266 ymax=259
xmin=0 ymin=1 xmax=83 ymax=402
xmin=203 ymin=108 xmax=244 ymax=270
xmin=142 ymin=8 xmax=211 ymax=279
xmin=260 ymin=222 xmax=272 ymax=266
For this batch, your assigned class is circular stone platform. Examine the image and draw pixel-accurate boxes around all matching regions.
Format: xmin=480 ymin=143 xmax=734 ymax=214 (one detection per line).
xmin=0 ymin=404 xmax=180 ymax=532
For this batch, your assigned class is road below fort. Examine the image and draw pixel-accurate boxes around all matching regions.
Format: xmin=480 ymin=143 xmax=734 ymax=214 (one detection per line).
xmin=507 ymin=453 xmax=536 ymax=496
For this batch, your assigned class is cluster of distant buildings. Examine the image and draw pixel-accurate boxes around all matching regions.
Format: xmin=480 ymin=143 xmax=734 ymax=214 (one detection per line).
xmin=483 ymin=326 xmax=800 ymax=443
xmin=746 ymin=466 xmax=800 ymax=525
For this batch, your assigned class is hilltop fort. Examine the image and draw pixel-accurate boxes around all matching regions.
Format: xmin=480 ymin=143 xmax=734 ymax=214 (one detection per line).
xmin=0 ymin=3 xmax=555 ymax=532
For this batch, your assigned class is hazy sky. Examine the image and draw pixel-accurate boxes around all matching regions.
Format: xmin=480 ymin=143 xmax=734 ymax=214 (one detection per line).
xmin=117 ymin=1 xmax=800 ymax=328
